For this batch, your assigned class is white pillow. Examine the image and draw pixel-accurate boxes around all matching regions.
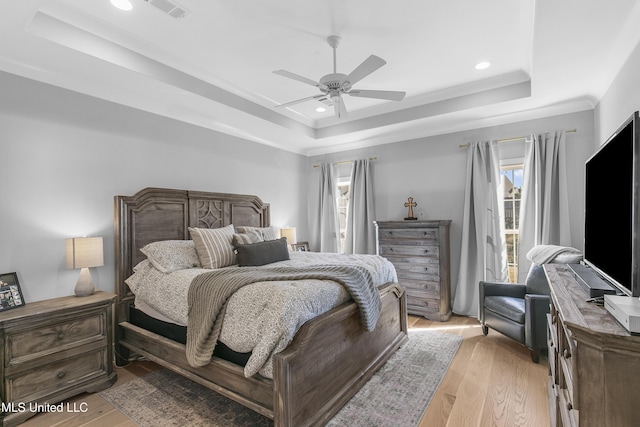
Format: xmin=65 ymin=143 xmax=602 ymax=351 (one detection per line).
xmin=140 ymin=240 xmax=201 ymax=273
xmin=189 ymin=225 xmax=236 ymax=269
xmin=125 ymin=259 xmax=153 ymax=293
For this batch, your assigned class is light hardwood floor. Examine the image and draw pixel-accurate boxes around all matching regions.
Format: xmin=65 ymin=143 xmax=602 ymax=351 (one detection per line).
xmin=21 ymin=315 xmax=549 ymax=427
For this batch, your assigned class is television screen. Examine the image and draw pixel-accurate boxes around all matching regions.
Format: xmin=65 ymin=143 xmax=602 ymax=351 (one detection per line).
xmin=584 ymin=112 xmax=639 ymax=297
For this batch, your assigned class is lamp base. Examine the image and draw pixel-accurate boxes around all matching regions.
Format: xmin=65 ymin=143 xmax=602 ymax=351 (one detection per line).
xmin=75 ymin=267 xmax=95 ymax=297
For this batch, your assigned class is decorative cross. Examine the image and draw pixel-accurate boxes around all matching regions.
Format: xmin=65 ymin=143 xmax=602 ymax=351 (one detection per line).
xmin=404 ymin=197 xmax=417 ymax=220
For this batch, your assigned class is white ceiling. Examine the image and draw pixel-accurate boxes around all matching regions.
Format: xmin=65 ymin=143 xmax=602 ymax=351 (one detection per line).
xmin=2 ymin=0 xmax=640 ymax=155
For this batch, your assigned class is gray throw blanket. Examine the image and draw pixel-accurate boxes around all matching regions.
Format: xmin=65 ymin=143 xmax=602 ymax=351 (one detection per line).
xmin=186 ymin=265 xmax=382 ymax=367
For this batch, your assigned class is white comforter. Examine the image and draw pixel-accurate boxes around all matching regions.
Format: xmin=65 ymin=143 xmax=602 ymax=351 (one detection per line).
xmin=126 ymin=251 xmax=397 ymax=378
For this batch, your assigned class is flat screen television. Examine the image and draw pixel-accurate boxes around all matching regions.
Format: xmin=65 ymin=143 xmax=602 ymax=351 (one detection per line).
xmin=583 ymin=111 xmax=640 ymax=297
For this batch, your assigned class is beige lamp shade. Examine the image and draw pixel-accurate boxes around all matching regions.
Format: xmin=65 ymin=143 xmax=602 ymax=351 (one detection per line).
xmin=280 ymin=227 xmax=297 ymax=245
xmin=66 ymin=237 xmax=103 ymax=297
xmin=66 ymin=237 xmax=104 ymax=269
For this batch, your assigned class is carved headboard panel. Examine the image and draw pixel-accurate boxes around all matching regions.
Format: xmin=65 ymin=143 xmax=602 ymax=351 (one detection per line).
xmin=114 ymin=187 xmax=270 ymax=322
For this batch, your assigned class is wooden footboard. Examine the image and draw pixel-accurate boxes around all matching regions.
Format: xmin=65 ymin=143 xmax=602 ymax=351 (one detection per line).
xmin=117 ymin=282 xmax=407 ymax=426
xmin=274 ymin=282 xmax=408 ymax=427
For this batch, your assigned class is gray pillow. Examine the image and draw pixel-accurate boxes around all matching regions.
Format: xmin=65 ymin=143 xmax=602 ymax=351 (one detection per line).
xmin=236 ymin=238 xmax=290 ymax=267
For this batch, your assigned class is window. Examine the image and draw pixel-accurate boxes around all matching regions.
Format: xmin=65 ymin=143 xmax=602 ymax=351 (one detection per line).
xmin=500 ymin=164 xmax=523 ymax=283
xmin=336 ymin=179 xmax=350 ymax=253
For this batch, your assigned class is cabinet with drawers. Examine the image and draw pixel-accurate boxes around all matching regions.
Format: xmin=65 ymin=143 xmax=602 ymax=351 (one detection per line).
xmin=545 ymin=264 xmax=640 ymax=427
xmin=0 ymin=292 xmax=116 ymax=426
xmin=375 ymin=220 xmax=451 ymax=321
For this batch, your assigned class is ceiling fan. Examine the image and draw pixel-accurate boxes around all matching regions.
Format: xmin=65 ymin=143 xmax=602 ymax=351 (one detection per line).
xmin=273 ymin=36 xmax=406 ymax=118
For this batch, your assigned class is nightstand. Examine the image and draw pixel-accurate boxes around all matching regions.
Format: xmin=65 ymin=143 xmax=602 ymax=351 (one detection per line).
xmin=0 ymin=291 xmax=117 ymax=427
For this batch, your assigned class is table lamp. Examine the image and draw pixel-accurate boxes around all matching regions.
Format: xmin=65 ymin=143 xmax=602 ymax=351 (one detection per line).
xmin=280 ymin=227 xmax=297 ymax=249
xmin=66 ymin=237 xmax=103 ymax=297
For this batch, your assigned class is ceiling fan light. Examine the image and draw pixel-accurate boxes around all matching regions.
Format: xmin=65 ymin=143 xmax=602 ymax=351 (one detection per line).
xmin=475 ymin=61 xmax=491 ymax=70
xmin=316 ymin=107 xmax=326 ymax=112
xmin=111 ymin=0 xmax=133 ymax=11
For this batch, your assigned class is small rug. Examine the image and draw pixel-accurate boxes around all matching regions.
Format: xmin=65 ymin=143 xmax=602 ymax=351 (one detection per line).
xmin=100 ymin=330 xmax=462 ymax=427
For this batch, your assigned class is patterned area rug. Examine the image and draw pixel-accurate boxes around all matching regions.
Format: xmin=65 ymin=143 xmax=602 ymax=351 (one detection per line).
xmin=100 ymin=330 xmax=462 ymax=427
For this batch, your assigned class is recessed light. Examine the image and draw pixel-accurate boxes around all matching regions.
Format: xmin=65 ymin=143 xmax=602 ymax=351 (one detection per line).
xmin=111 ymin=0 xmax=133 ymax=11
xmin=316 ymin=107 xmax=326 ymax=113
xmin=475 ymin=61 xmax=491 ymax=70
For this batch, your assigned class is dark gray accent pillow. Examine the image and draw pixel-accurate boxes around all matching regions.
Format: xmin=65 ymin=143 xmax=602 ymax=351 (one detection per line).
xmin=236 ymin=237 xmax=290 ymax=267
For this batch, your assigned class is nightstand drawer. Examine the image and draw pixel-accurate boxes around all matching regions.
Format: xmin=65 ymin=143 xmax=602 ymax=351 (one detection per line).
xmin=6 ymin=313 xmax=105 ymax=364
xmin=6 ymin=348 xmax=108 ymax=403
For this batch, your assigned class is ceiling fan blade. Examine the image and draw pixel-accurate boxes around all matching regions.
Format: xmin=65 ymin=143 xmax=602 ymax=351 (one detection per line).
xmin=345 ymin=55 xmax=386 ymax=86
xmin=333 ymin=97 xmax=347 ymax=118
xmin=317 ymin=96 xmax=333 ymax=106
xmin=275 ymin=94 xmax=325 ymax=108
xmin=273 ymin=69 xmax=326 ymax=89
xmin=347 ymin=89 xmax=406 ymax=101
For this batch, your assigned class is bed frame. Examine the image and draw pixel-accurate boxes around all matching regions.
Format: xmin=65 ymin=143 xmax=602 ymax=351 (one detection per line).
xmin=114 ymin=187 xmax=408 ymax=427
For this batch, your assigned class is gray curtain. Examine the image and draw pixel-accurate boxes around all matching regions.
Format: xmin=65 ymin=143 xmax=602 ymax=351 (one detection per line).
xmin=517 ymin=130 xmax=571 ymax=282
xmin=344 ymin=159 xmax=376 ymax=254
xmin=314 ymin=163 xmax=340 ymax=253
xmin=453 ymin=141 xmax=508 ymax=317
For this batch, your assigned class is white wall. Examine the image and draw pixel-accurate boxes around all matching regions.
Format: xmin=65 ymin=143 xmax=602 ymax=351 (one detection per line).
xmin=0 ymin=72 xmax=308 ymax=302
xmin=595 ymin=34 xmax=640 ymax=147
xmin=308 ymin=110 xmax=594 ymax=300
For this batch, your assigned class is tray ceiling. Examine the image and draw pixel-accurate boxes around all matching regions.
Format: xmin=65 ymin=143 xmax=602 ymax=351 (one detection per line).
xmin=2 ymin=0 xmax=640 ymax=155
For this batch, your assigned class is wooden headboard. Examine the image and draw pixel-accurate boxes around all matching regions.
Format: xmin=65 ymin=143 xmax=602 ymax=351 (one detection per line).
xmin=113 ymin=187 xmax=270 ymax=322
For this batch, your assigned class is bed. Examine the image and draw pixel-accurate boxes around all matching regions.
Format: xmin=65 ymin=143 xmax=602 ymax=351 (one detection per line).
xmin=114 ymin=187 xmax=408 ymax=427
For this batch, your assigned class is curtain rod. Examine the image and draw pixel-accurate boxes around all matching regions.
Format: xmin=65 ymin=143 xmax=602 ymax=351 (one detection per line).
xmin=312 ymin=157 xmax=377 ymax=168
xmin=458 ymin=128 xmax=577 ymax=149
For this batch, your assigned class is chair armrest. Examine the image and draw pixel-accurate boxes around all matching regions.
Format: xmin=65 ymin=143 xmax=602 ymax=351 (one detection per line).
xmin=524 ymin=294 xmax=550 ymax=350
xmin=479 ymin=281 xmax=527 ymax=298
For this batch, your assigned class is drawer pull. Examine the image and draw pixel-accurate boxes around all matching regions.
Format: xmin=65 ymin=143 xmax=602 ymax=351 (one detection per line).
xmin=388 ymin=248 xmax=394 ymax=252
xmin=567 ymin=401 xmax=572 ymax=411
xmin=424 ymin=249 xmax=429 ymax=254
xmin=424 ymin=267 xmax=429 ymax=272
xmin=56 ymin=371 xmax=66 ymax=379
xmin=57 ymin=332 xmax=65 ymax=340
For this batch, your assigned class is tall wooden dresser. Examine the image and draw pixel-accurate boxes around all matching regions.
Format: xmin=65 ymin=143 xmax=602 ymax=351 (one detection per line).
xmin=545 ymin=264 xmax=640 ymax=427
xmin=375 ymin=220 xmax=451 ymax=321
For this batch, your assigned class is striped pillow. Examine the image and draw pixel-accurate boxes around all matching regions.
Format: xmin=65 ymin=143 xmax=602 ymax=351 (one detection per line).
xmin=235 ymin=226 xmax=277 ymax=241
xmin=189 ymin=225 xmax=236 ymax=269
xmin=232 ymin=232 xmax=263 ymax=246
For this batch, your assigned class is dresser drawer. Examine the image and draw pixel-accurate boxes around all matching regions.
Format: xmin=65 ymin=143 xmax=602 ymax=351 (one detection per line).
xmin=6 ymin=312 xmax=105 ymax=365
xmin=399 ymin=279 xmax=441 ymax=295
xmin=6 ymin=348 xmax=109 ymax=402
xmin=405 ymin=291 xmax=440 ymax=315
xmin=378 ymin=228 xmax=439 ymax=241
xmin=379 ymin=245 xmax=439 ymax=258
xmin=393 ymin=260 xmax=439 ymax=274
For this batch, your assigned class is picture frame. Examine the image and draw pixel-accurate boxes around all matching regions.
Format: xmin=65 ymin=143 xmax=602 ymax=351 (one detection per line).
xmin=291 ymin=241 xmax=310 ymax=252
xmin=0 ymin=272 xmax=25 ymax=312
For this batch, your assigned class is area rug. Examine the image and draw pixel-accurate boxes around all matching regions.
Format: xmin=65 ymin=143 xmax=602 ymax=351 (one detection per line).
xmin=100 ymin=330 xmax=462 ymax=427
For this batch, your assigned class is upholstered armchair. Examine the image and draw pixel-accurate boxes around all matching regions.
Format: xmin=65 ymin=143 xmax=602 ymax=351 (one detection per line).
xmin=479 ymin=263 xmax=550 ymax=363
